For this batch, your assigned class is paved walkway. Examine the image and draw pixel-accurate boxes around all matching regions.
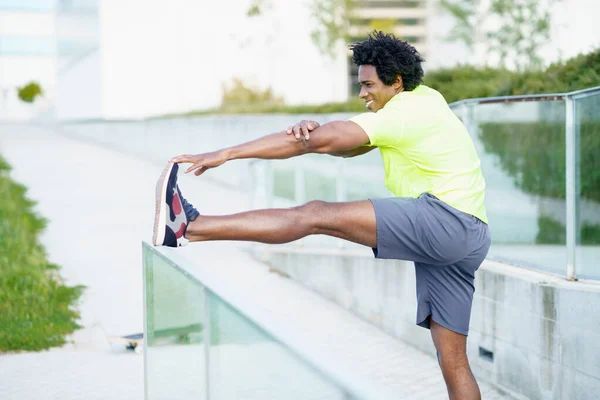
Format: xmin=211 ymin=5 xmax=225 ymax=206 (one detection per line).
xmin=0 ymin=125 xmax=515 ymax=399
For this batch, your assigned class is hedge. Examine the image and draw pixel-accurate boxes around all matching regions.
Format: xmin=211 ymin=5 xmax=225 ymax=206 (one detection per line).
xmin=424 ymin=48 xmax=600 ymax=103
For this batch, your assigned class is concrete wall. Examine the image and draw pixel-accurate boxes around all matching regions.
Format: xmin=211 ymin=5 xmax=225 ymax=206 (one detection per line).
xmin=262 ymin=247 xmax=600 ymax=400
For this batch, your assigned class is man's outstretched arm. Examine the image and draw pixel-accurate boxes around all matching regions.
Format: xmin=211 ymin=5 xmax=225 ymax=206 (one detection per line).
xmin=170 ymin=121 xmax=370 ymax=176
xmin=285 ymin=119 xmax=376 ymax=158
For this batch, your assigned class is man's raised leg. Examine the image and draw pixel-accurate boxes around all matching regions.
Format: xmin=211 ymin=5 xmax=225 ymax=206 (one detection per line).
xmin=185 ymin=200 xmax=377 ymax=248
xmin=430 ymin=318 xmax=481 ymax=400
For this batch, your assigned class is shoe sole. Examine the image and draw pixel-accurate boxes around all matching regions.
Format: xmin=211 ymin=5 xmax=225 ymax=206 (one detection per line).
xmin=152 ymin=162 xmax=174 ymax=246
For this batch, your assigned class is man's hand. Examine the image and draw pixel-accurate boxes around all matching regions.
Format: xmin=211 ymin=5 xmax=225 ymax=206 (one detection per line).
xmin=282 ymin=120 xmax=320 ymax=141
xmin=170 ymin=150 xmax=228 ymax=176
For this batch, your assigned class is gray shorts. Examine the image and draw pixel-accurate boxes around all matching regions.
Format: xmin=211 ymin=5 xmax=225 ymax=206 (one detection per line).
xmin=370 ymin=193 xmax=490 ymax=336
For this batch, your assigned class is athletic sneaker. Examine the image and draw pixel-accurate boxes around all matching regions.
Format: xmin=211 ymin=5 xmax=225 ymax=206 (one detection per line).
xmin=153 ymin=162 xmax=199 ymax=247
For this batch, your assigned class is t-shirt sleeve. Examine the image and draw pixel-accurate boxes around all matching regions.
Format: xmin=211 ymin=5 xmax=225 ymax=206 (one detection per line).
xmin=348 ymin=107 xmax=404 ymax=147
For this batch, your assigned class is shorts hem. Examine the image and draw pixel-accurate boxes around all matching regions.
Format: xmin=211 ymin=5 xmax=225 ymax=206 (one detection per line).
xmin=416 ymin=313 xmax=469 ymax=336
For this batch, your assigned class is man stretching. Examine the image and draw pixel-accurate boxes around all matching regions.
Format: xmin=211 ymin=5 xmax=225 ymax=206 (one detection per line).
xmin=153 ymin=31 xmax=490 ymax=400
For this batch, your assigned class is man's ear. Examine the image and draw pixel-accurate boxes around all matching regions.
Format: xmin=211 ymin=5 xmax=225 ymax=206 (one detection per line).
xmin=394 ymin=75 xmax=404 ymax=90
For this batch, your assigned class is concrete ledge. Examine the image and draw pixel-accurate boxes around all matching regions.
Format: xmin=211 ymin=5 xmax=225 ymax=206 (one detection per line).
xmin=263 ymin=247 xmax=600 ymax=400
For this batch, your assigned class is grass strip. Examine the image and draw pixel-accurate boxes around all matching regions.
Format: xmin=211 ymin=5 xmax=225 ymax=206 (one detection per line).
xmin=0 ymin=156 xmax=84 ymax=352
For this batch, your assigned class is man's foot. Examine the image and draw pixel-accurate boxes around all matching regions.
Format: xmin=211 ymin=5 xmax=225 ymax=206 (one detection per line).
xmin=153 ymin=163 xmax=198 ymax=247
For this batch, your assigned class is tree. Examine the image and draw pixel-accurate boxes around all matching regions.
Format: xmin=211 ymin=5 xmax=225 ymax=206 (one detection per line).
xmin=439 ymin=0 xmax=561 ymax=70
xmin=243 ymin=0 xmax=360 ymax=59
xmin=439 ymin=0 xmax=480 ymax=49
xmin=309 ymin=0 xmax=358 ymax=59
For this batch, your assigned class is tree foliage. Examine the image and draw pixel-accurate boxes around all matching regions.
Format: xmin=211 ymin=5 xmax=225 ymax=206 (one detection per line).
xmin=309 ymin=0 xmax=359 ymax=59
xmin=439 ymin=0 xmax=479 ymax=48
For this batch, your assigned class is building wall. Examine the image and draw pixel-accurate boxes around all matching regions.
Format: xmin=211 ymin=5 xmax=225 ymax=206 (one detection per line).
xmin=55 ymin=0 xmax=102 ymax=120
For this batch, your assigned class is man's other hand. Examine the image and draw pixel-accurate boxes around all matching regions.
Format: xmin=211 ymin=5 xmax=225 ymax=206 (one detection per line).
xmin=281 ymin=120 xmax=320 ymax=141
xmin=170 ymin=150 xmax=228 ymax=176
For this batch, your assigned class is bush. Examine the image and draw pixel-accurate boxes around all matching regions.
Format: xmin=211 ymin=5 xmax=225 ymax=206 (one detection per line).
xmin=221 ymin=79 xmax=284 ymax=111
xmin=17 ymin=82 xmax=43 ymax=103
xmin=424 ymin=66 xmax=517 ymax=103
xmin=508 ymin=49 xmax=600 ymax=95
xmin=424 ymin=48 xmax=600 ymax=102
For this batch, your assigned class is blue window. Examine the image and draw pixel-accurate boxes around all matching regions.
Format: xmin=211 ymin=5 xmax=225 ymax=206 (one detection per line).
xmin=0 ymin=36 xmax=55 ymax=55
xmin=57 ymin=0 xmax=98 ymax=14
xmin=0 ymin=0 xmax=54 ymax=12
xmin=58 ymin=39 xmax=96 ymax=57
xmin=0 ymin=0 xmax=99 ymax=14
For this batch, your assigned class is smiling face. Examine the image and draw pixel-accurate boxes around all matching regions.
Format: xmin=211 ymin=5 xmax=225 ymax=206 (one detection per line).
xmin=358 ymin=65 xmax=403 ymax=112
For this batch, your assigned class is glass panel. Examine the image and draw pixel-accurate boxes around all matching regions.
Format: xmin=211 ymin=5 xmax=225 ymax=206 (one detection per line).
xmin=575 ymin=92 xmax=600 ymax=279
xmin=469 ymin=100 xmax=567 ymax=274
xmin=342 ymin=150 xmax=391 ymax=201
xmin=145 ymin=249 xmax=206 ymax=400
xmin=58 ymin=40 xmax=97 ymax=57
xmin=207 ymin=290 xmax=359 ymax=400
xmin=272 ymin=168 xmax=296 ymax=201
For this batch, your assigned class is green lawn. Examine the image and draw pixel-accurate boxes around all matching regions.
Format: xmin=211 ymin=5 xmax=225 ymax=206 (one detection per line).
xmin=0 ymin=156 xmax=84 ymax=352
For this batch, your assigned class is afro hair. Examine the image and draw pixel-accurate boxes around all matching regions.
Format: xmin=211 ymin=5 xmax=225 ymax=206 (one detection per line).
xmin=349 ymin=30 xmax=425 ymax=91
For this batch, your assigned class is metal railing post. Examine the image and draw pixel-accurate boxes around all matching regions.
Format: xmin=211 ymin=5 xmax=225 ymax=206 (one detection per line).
xmin=336 ymin=158 xmax=346 ymax=203
xmin=565 ymin=96 xmax=577 ymax=280
xmin=336 ymin=159 xmax=346 ymax=249
xmin=295 ymin=167 xmax=306 ymax=247
xmin=203 ymin=288 xmax=211 ymax=400
xmin=266 ymin=161 xmax=273 ymax=209
xmin=142 ymin=246 xmax=151 ymax=400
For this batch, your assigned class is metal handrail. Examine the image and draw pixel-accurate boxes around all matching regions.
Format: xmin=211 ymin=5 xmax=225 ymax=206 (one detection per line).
xmin=448 ymin=86 xmax=600 ymax=107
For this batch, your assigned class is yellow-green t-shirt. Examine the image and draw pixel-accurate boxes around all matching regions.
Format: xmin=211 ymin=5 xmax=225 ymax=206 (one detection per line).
xmin=349 ymin=85 xmax=488 ymax=223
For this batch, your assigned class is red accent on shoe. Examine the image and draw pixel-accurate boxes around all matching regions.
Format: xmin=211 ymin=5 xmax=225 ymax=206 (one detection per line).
xmin=172 ymin=191 xmax=183 ymax=215
xmin=174 ymin=222 xmax=186 ymax=238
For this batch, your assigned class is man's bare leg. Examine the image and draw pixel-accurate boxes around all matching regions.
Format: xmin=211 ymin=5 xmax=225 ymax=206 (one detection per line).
xmin=185 ymin=200 xmax=377 ymax=248
xmin=430 ymin=318 xmax=481 ymax=400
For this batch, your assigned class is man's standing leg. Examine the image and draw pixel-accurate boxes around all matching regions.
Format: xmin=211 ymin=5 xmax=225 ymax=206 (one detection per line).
xmin=430 ymin=318 xmax=481 ymax=400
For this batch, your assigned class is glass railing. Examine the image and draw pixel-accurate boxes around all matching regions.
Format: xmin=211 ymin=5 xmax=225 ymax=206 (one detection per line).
xmin=573 ymin=89 xmax=600 ymax=279
xmin=143 ymin=242 xmax=403 ymax=400
xmin=248 ymin=87 xmax=600 ymax=280
xmin=60 ymin=87 xmax=599 ymax=280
